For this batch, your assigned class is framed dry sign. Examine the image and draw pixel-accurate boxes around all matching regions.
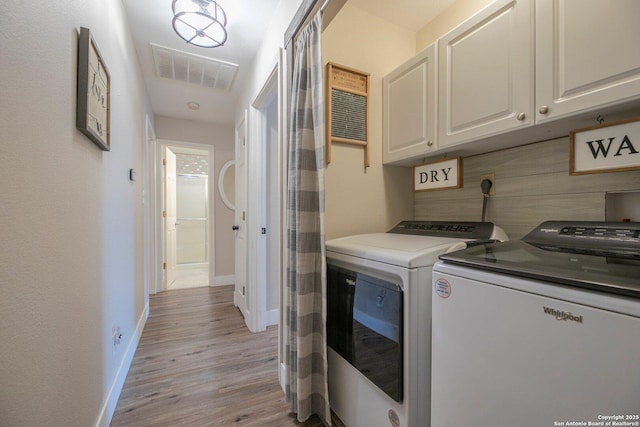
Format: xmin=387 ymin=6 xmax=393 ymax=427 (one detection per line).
xmin=570 ymin=116 xmax=640 ymax=175
xmin=414 ymin=157 xmax=463 ymax=192
xmin=77 ymin=27 xmax=110 ymax=151
xmin=326 ymin=62 xmax=370 ymax=168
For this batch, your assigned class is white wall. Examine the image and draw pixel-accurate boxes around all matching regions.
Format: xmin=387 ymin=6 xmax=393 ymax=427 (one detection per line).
xmin=235 ymin=0 xmax=303 ymax=121
xmin=154 ymin=115 xmax=236 ymax=278
xmin=232 ymin=0 xmax=302 ymax=330
xmin=0 ymin=1 xmax=152 ymax=426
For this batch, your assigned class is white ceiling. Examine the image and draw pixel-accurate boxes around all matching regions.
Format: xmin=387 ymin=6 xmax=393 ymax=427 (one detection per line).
xmin=121 ymin=0 xmax=456 ymax=127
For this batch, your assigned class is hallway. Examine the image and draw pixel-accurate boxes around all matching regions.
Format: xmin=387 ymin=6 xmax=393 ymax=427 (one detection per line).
xmin=110 ymin=286 xmax=328 ymax=426
xmin=168 ymin=266 xmax=210 ymax=290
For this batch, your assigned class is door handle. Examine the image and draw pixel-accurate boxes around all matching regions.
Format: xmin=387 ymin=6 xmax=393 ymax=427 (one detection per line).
xmin=232 ymin=225 xmax=239 ymax=231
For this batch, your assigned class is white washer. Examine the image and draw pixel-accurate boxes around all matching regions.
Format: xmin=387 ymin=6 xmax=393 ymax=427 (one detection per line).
xmin=326 ymin=221 xmax=507 ymax=427
xmin=432 ymin=221 xmax=640 ymax=427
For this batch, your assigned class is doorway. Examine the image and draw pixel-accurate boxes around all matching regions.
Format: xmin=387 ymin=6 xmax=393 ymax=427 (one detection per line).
xmin=260 ymin=74 xmax=281 ymax=327
xmin=159 ymin=140 xmax=215 ymax=291
xmin=234 ymin=113 xmax=248 ymax=318
xmin=249 ymin=58 xmax=282 ymax=331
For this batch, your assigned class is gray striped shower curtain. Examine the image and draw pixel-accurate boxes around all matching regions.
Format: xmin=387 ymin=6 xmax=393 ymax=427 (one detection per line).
xmin=284 ymin=12 xmax=331 ymax=426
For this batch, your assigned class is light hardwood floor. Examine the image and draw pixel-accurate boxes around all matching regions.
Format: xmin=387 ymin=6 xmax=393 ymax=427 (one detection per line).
xmin=111 ymin=286 xmax=337 ymax=427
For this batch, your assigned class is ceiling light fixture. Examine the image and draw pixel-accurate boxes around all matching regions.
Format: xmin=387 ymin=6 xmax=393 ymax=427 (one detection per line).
xmin=187 ymin=101 xmax=200 ymax=110
xmin=172 ymin=0 xmax=228 ymax=48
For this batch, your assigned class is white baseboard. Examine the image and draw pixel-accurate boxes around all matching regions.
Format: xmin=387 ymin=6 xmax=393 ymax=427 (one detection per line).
xmin=266 ymin=308 xmax=279 ymax=327
xmin=94 ymin=303 xmax=149 ymax=427
xmin=213 ymin=274 xmax=235 ymax=286
xmin=177 ymin=262 xmax=208 ymax=270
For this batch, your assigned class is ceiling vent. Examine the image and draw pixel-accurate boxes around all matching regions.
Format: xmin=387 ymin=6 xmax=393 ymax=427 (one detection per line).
xmin=151 ymin=43 xmax=238 ymax=91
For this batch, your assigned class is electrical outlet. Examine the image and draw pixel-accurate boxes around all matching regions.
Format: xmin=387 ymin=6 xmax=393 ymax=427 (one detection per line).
xmin=480 ymin=173 xmax=496 ymax=195
xmin=112 ymin=325 xmax=122 ymax=355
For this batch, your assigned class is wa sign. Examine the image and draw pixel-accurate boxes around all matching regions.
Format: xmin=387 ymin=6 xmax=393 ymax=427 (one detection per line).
xmin=570 ymin=117 xmax=640 ymax=175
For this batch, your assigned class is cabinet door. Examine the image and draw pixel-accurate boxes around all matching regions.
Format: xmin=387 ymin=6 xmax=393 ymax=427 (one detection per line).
xmin=536 ymin=0 xmax=640 ymax=123
xmin=438 ymin=0 xmax=533 ymax=148
xmin=382 ymin=43 xmax=436 ymax=165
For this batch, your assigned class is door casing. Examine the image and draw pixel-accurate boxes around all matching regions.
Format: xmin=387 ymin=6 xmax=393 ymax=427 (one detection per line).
xmin=154 ymin=139 xmax=215 ymax=293
xmin=234 ymin=112 xmax=249 ymax=319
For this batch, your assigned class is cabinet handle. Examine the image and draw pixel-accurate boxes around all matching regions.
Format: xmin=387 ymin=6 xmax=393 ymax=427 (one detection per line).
xmin=539 ymin=106 xmax=549 ymax=114
xmin=427 ymin=140 xmax=433 ymax=147
xmin=516 ymin=112 xmax=526 ymax=121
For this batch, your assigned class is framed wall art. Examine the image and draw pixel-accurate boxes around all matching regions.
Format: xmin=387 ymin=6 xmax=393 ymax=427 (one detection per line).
xmin=325 ymin=62 xmax=370 ymax=168
xmin=76 ymin=27 xmax=110 ymax=151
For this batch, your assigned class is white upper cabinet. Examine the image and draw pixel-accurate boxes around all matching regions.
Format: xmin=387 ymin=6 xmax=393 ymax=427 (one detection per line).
xmin=383 ymin=43 xmax=437 ymax=165
xmin=437 ymin=0 xmax=534 ymax=148
xmin=382 ymin=0 xmax=640 ymax=164
xmin=535 ymin=0 xmax=640 ymax=123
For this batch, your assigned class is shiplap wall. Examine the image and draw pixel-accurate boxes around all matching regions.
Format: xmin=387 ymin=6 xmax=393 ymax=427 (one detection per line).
xmin=415 ymin=136 xmax=640 ymax=239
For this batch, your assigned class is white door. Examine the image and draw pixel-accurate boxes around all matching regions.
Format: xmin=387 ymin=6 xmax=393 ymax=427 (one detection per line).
xmin=535 ymin=0 xmax=640 ymax=123
xmin=383 ymin=42 xmax=437 ymax=165
xmin=250 ymin=64 xmax=281 ymax=332
xmin=234 ymin=113 xmax=248 ymax=319
xmin=263 ymin=81 xmax=280 ymax=328
xmin=164 ymin=147 xmax=177 ymax=289
xmin=437 ymin=0 xmax=533 ymax=148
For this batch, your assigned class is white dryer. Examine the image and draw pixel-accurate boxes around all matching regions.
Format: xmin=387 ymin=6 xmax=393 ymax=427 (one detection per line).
xmin=326 ymin=221 xmax=507 ymax=427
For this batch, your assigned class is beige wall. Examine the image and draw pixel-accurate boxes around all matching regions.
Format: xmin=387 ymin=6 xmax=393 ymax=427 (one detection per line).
xmin=0 ymin=0 xmax=152 ymax=425
xmin=416 ymin=0 xmax=493 ymax=49
xmin=155 ymin=115 xmax=236 ymax=278
xmin=322 ymin=4 xmax=416 ymax=239
xmin=415 ymin=137 xmax=640 ymax=239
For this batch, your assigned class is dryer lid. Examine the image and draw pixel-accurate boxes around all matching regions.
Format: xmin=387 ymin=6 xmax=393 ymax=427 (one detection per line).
xmin=326 ymin=221 xmax=506 ymax=268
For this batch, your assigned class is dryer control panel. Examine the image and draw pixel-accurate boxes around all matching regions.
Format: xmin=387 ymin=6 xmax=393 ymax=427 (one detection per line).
xmin=389 ymin=221 xmax=500 ymax=240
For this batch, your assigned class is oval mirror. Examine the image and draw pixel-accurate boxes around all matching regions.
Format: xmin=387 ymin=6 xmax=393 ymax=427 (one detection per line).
xmin=218 ymin=160 xmax=235 ymax=210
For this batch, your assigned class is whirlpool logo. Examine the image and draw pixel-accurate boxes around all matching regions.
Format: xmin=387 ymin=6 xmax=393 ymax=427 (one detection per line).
xmin=543 ymin=306 xmax=583 ymax=323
